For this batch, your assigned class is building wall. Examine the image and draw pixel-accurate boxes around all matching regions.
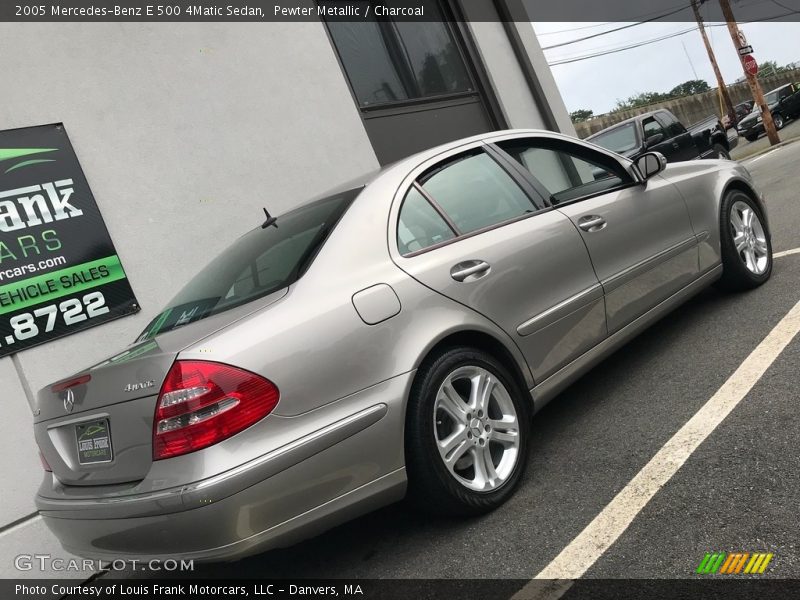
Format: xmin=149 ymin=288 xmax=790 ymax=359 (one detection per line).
xmin=466 ymin=19 xmax=576 ymax=135
xmin=0 ymin=18 xmax=567 ymax=575
xmin=0 ymin=21 xmax=379 ymax=576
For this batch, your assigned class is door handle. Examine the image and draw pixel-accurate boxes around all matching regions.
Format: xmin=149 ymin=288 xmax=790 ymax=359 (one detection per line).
xmin=577 ymin=215 xmax=607 ymax=232
xmin=450 ymin=260 xmax=491 ymax=282
xmin=672 ymin=142 xmax=679 ymax=149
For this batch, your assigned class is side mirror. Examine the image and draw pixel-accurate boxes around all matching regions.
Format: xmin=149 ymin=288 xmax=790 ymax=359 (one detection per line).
xmin=635 ymin=152 xmax=667 ymax=181
xmin=645 ymin=133 xmax=664 ymax=148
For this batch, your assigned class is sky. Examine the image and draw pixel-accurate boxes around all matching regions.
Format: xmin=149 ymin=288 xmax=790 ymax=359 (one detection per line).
xmin=532 ymin=19 xmax=800 ymax=115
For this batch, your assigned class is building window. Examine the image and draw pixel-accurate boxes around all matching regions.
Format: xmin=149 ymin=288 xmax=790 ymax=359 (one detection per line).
xmin=326 ymin=0 xmax=473 ymax=108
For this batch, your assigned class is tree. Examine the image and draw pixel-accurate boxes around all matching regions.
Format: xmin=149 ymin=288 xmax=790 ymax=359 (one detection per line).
xmin=612 ymin=79 xmax=714 ymax=112
xmin=569 ymin=109 xmax=594 ymax=123
xmin=756 ymin=60 xmax=788 ymax=79
xmin=669 ymin=79 xmax=710 ymax=97
xmin=614 ymin=91 xmax=671 ymax=111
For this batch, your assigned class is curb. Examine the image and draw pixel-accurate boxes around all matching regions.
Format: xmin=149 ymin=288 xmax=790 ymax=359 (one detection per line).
xmin=734 ymin=135 xmax=800 ymax=162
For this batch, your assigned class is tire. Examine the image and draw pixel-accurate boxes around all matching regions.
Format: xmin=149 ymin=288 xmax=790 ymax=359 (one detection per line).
xmin=405 ymin=346 xmax=531 ymax=516
xmin=745 ymin=135 xmax=758 ymax=142
xmin=712 ymin=143 xmax=731 ymax=160
xmin=716 ymin=189 xmax=772 ymax=291
xmin=773 ymin=113 xmax=784 ymax=130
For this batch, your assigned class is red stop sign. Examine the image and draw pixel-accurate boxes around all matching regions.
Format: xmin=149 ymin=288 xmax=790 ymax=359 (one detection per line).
xmin=743 ymin=54 xmax=758 ymax=76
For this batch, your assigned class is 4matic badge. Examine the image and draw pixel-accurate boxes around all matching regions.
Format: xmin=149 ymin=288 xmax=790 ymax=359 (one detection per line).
xmin=124 ymin=380 xmax=155 ymax=393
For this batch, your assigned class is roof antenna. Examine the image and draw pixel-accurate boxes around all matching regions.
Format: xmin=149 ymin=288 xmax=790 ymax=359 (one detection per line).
xmin=261 ymin=207 xmax=278 ymax=229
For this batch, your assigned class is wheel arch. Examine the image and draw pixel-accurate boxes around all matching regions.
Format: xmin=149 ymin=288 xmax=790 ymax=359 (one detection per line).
xmin=413 ymin=328 xmax=533 ymax=408
xmin=722 ymin=178 xmax=769 ymax=230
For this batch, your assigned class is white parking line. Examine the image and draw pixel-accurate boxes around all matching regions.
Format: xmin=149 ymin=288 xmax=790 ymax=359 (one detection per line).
xmin=744 ymin=144 xmax=789 ymax=164
xmin=774 ymin=247 xmax=800 ymax=259
xmin=515 ymin=297 xmax=800 ymax=591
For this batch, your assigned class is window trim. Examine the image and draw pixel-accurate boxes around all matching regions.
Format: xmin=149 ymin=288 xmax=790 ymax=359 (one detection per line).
xmin=488 ymin=137 xmax=639 ymax=208
xmin=395 ymin=145 xmax=552 ymax=258
xmin=323 ymin=4 xmax=477 ymax=111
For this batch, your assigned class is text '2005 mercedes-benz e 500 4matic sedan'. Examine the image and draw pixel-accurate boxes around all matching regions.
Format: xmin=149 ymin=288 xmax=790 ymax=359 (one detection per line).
xmin=34 ymin=130 xmax=772 ymax=562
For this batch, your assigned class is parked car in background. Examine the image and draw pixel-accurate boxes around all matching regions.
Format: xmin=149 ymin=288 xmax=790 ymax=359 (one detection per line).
xmin=34 ymin=129 xmax=771 ymax=562
xmin=735 ymin=100 xmax=754 ymax=124
xmin=586 ymin=109 xmax=737 ymax=163
xmin=738 ymin=83 xmax=800 ymax=142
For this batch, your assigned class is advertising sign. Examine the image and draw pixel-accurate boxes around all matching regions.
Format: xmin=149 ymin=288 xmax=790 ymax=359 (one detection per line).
xmin=0 ymin=123 xmax=138 ymax=357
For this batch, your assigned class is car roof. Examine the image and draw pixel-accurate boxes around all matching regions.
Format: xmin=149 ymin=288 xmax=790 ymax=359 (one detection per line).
xmin=285 ymin=128 xmax=630 ymax=220
xmin=585 ymin=111 xmax=662 ymax=139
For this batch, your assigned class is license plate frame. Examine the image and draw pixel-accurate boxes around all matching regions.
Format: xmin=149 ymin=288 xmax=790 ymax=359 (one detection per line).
xmin=75 ymin=418 xmax=113 ymax=465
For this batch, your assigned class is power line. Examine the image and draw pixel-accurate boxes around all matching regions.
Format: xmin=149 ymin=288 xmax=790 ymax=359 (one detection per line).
xmin=537 ymin=2 xmax=690 ymax=37
xmin=548 ymin=26 xmax=699 ymax=65
xmin=546 ymin=10 xmax=800 ymax=67
xmin=541 ymin=3 xmax=693 ymax=50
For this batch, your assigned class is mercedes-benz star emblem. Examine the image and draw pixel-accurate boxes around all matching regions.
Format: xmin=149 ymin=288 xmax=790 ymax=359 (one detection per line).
xmin=62 ymin=389 xmax=75 ymax=413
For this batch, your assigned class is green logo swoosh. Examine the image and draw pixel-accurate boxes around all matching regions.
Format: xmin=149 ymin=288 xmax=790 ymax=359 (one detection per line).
xmin=0 ymin=148 xmax=58 ymax=173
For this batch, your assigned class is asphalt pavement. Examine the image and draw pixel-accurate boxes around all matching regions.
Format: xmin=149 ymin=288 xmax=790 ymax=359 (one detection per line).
xmin=112 ymin=144 xmax=800 ymax=583
xmin=731 ymin=117 xmax=800 ymax=161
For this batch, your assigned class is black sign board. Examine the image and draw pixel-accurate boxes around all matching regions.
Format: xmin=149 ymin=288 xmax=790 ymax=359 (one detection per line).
xmin=0 ymin=124 xmax=138 ymax=357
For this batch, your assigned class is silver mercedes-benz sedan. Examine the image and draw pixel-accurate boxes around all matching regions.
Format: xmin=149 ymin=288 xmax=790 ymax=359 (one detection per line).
xmin=34 ymin=129 xmax=771 ymax=562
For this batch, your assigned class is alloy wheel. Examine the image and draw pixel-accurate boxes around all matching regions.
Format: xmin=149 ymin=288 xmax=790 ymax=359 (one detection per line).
xmin=433 ymin=366 xmax=520 ymax=492
xmin=730 ymin=200 xmax=769 ymax=274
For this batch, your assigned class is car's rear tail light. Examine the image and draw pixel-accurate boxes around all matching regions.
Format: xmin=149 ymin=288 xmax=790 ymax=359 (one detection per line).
xmin=153 ymin=361 xmax=279 ymax=460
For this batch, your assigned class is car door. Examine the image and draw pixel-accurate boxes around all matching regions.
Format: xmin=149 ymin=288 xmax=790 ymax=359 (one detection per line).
xmin=492 ymin=134 xmax=699 ymax=334
xmin=390 ymin=143 xmax=606 ymax=382
xmin=655 ymin=111 xmax=698 ymax=161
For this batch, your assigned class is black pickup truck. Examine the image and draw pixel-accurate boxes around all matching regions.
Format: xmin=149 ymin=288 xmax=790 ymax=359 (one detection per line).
xmin=737 ymin=82 xmax=800 ymax=142
xmin=586 ymin=109 xmax=737 ymax=162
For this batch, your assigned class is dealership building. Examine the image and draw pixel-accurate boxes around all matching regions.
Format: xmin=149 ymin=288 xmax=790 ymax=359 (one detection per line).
xmin=0 ymin=1 xmax=572 ymax=574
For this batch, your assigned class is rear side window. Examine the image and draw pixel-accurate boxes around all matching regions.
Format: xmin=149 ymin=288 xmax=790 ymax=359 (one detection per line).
xmin=419 ymin=150 xmax=536 ymax=234
xmin=397 ymin=187 xmax=456 ymax=255
xmin=396 ymin=149 xmax=540 ymax=256
xmin=138 ymin=189 xmax=359 ymax=340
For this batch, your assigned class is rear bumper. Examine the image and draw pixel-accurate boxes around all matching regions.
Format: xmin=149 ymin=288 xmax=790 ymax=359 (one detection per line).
xmin=36 ymin=373 xmax=413 ymax=561
xmin=41 ymin=466 xmax=406 ymax=562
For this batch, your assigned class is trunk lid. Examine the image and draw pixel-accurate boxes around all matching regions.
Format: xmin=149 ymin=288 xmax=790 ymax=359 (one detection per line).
xmin=34 ymin=288 xmax=287 ymax=486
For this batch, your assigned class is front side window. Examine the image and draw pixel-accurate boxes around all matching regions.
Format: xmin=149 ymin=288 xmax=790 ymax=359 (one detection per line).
xmin=496 ymin=139 xmax=631 ymax=205
xmin=326 ymin=1 xmax=472 ymax=107
xmin=642 ymin=116 xmax=666 ymax=142
xmin=656 ymin=112 xmax=686 ymax=137
xmin=138 ymin=189 xmax=359 ymax=340
xmin=419 ymin=150 xmax=537 ymax=234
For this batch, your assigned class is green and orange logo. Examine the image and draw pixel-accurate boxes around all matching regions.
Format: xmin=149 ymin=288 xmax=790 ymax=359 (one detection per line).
xmin=696 ymin=552 xmax=774 ymax=575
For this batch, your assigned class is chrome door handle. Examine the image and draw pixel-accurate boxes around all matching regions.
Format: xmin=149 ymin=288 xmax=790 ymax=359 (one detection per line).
xmin=450 ymin=260 xmax=491 ymax=282
xmin=577 ymin=215 xmax=607 ymax=232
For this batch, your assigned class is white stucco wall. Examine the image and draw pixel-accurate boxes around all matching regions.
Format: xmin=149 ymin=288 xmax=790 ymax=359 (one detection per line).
xmin=0 ymin=21 xmax=379 ymax=576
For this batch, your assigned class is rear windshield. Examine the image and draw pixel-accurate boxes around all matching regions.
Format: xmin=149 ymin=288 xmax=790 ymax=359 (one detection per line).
xmin=589 ymin=122 xmax=638 ymax=154
xmin=137 ymin=188 xmax=360 ymax=341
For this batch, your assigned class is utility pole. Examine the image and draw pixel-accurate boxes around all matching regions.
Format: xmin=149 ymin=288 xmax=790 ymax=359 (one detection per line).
xmin=691 ymin=0 xmax=735 ymax=125
xmin=718 ymin=0 xmax=780 ymax=145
